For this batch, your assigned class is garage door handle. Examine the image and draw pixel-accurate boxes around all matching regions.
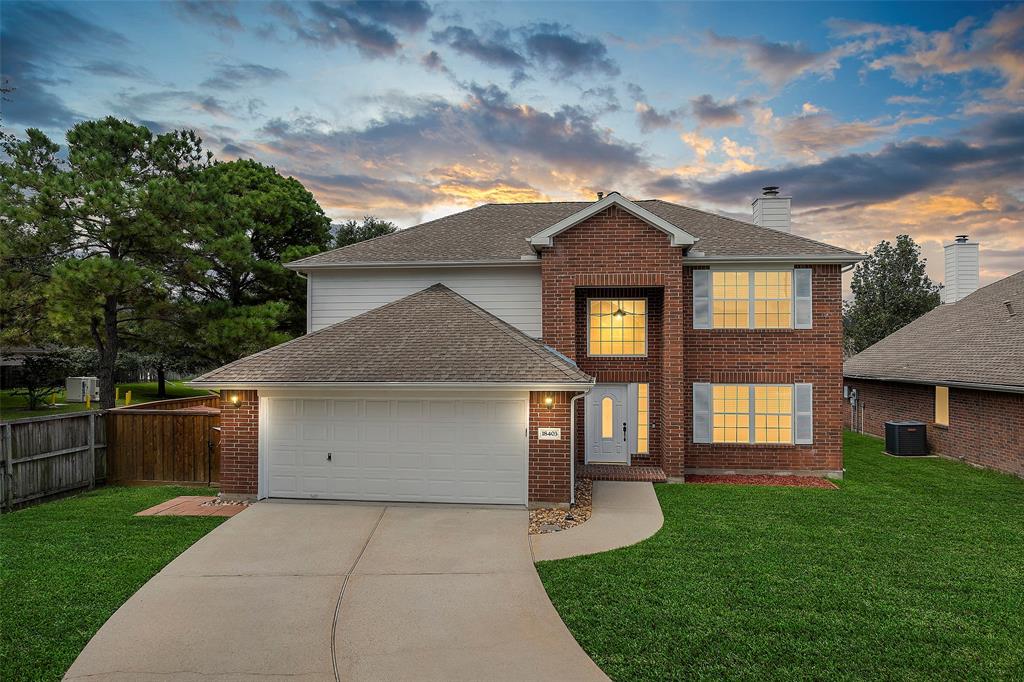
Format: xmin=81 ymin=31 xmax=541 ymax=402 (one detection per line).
xmin=327 ymin=453 xmax=332 ymax=462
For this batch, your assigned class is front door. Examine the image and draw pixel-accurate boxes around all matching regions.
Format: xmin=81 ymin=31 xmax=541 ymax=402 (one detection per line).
xmin=586 ymin=384 xmax=629 ymax=464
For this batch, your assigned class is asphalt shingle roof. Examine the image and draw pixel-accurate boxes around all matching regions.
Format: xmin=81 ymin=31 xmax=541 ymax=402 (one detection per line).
xmin=288 ymin=199 xmax=861 ymax=267
xmin=192 ymin=284 xmax=593 ymax=385
xmin=843 ymin=270 xmax=1024 ymax=389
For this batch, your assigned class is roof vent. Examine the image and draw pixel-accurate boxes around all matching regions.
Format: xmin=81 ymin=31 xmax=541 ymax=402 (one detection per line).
xmin=752 ymin=185 xmax=791 ymax=232
xmin=942 ymin=234 xmax=980 ymax=304
xmin=596 ymin=191 xmax=604 ymax=201
xmin=1005 ymin=300 xmax=1016 ymax=317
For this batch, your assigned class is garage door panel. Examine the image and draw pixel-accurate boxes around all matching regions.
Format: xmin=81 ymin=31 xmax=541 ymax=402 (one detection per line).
xmin=268 ymin=395 xmax=526 ymax=504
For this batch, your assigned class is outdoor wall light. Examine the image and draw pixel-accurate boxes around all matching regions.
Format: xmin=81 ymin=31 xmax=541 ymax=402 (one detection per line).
xmin=544 ymin=395 xmax=555 ymax=408
xmin=227 ymin=393 xmax=240 ymax=407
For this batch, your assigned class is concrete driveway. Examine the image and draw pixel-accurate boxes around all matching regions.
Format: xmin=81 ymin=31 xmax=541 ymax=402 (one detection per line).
xmin=65 ymin=502 xmax=606 ymax=681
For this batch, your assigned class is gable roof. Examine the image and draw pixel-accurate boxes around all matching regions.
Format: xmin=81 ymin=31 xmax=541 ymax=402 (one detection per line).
xmin=844 ymin=270 xmax=1024 ymax=392
xmin=190 ymin=284 xmax=593 ymax=387
xmin=286 ymin=198 xmax=862 ymax=268
xmin=528 ymin=192 xmax=696 ymax=248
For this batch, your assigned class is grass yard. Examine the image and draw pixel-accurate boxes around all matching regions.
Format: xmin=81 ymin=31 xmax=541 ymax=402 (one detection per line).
xmin=0 ymin=486 xmax=227 ymax=681
xmin=538 ymin=432 xmax=1024 ymax=680
xmin=0 ymin=381 xmax=211 ymax=419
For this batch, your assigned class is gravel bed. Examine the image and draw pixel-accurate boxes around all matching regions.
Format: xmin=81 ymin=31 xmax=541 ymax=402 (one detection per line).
xmin=529 ymin=479 xmax=593 ymax=535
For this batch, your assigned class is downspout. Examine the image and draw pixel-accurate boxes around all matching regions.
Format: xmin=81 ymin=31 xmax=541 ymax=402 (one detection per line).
xmin=569 ymin=390 xmax=590 ymax=506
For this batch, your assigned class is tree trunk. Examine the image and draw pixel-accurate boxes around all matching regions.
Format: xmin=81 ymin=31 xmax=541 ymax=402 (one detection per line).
xmin=157 ymin=364 xmax=167 ymax=399
xmin=94 ymin=296 xmax=120 ymax=408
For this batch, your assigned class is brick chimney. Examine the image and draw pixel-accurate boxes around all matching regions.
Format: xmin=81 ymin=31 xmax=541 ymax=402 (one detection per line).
xmin=752 ymin=186 xmax=791 ymax=232
xmin=941 ymin=235 xmax=980 ymax=303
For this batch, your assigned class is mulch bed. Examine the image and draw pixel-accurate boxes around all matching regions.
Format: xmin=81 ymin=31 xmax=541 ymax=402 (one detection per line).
xmin=529 ymin=478 xmax=593 ymax=535
xmin=686 ymin=474 xmax=838 ymax=489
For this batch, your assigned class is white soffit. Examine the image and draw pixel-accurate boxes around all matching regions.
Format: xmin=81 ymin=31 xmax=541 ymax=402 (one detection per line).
xmin=528 ymin=193 xmax=697 ymax=248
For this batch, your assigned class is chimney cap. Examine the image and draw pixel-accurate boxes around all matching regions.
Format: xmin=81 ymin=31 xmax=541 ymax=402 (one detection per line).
xmin=955 ymin=234 xmax=969 ymax=243
xmin=761 ymin=186 xmax=780 ymax=197
xmin=596 ymin=191 xmax=604 ymax=200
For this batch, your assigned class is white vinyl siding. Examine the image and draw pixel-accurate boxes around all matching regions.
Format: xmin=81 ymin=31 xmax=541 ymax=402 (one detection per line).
xmin=308 ymin=266 xmax=542 ymax=337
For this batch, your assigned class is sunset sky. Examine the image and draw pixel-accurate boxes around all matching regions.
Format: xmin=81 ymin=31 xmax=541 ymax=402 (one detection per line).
xmin=3 ymin=1 xmax=1022 ymax=285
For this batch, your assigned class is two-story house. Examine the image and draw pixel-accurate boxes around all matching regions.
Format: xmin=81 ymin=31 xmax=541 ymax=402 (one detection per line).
xmin=191 ymin=189 xmax=862 ymax=506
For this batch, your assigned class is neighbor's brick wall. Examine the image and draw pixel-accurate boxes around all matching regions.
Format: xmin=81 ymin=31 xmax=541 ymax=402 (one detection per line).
xmin=540 ymin=204 xmax=845 ymax=478
xmin=218 ymin=390 xmax=259 ymax=495
xmin=529 ymin=391 xmax=577 ymax=504
xmin=844 ymin=378 xmax=1024 ymax=477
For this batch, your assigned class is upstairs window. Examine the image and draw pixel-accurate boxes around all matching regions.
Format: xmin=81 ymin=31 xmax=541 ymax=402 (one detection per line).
xmin=588 ymin=299 xmax=647 ymax=356
xmin=695 ymin=268 xmax=812 ymax=330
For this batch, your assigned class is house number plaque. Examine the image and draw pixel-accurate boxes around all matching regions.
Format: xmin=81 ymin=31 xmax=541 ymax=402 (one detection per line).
xmin=538 ymin=428 xmax=562 ymax=440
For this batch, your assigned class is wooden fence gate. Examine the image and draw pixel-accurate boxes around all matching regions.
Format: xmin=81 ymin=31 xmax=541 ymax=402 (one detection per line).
xmin=106 ymin=396 xmax=221 ymax=486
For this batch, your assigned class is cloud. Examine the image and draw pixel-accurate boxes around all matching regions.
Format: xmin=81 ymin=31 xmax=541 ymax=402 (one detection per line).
xmin=76 ymin=60 xmax=151 ymax=80
xmin=521 ymin=23 xmax=619 ymax=78
xmin=271 ymin=0 xmax=432 ymax=58
xmin=201 ymin=62 xmax=289 ymax=90
xmin=690 ymin=94 xmax=754 ymax=127
xmin=626 ymin=84 xmax=684 ymax=132
xmin=431 ymin=22 xmax=617 ymax=83
xmin=580 ymin=86 xmax=621 ymax=115
xmin=420 ymin=50 xmax=453 ymax=77
xmin=112 ymin=89 xmax=247 ymax=120
xmin=176 ymin=0 xmax=243 ymax=31
xmin=0 ymin=3 xmax=130 ymax=128
xmin=705 ymin=30 xmax=842 ymax=87
xmin=886 ymin=95 xmax=929 ymax=105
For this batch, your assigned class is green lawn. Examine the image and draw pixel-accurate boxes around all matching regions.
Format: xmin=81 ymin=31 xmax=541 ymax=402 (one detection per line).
xmin=0 ymin=381 xmax=211 ymax=419
xmin=0 ymin=486 xmax=227 ymax=681
xmin=538 ymin=432 xmax=1024 ymax=680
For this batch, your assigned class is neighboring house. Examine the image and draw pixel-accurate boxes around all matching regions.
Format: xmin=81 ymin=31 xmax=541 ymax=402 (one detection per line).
xmin=844 ymin=238 xmax=1023 ymax=477
xmin=191 ymin=189 xmax=863 ymax=506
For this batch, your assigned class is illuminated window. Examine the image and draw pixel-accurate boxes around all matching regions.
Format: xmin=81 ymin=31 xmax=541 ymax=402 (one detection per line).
xmin=712 ymin=385 xmax=750 ymax=443
xmin=754 ymin=385 xmax=793 ymax=443
xmin=753 ymin=271 xmax=792 ymax=328
xmin=637 ymin=383 xmax=649 ymax=454
xmin=935 ymin=386 xmax=949 ymax=426
xmin=601 ymin=396 xmax=613 ymax=438
xmin=712 ymin=271 xmax=749 ymax=328
xmin=711 ymin=270 xmax=794 ymax=328
xmin=588 ymin=299 xmax=647 ymax=356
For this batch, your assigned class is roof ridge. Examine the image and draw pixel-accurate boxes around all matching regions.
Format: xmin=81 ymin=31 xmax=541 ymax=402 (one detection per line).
xmin=434 ymin=286 xmax=590 ymax=382
xmin=958 ymin=268 xmax=1024 ymax=301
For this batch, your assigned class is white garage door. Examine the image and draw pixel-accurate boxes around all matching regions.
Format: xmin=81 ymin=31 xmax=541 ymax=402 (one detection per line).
xmin=265 ymin=394 xmax=528 ymax=505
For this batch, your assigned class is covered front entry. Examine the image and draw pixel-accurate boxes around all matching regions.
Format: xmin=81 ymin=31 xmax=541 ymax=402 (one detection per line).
xmin=263 ymin=392 xmax=528 ymax=505
xmin=586 ymin=383 xmax=629 ymax=464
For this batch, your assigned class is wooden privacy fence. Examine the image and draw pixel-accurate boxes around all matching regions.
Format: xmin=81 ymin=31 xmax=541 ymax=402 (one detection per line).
xmin=107 ymin=396 xmax=221 ymax=486
xmin=0 ymin=412 xmax=106 ymax=510
xmin=1 ymin=394 xmax=221 ymax=510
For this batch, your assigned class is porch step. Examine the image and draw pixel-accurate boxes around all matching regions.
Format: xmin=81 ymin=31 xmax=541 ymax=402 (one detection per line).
xmin=579 ymin=464 xmax=667 ymax=483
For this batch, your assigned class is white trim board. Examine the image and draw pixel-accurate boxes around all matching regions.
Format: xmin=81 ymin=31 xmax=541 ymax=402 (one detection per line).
xmin=528 ymin=193 xmax=697 ymax=249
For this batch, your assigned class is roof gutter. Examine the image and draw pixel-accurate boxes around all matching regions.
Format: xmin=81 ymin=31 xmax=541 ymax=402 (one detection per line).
xmin=843 ymin=374 xmax=1024 ymax=395
xmin=284 ymin=259 xmax=540 ymax=272
xmin=188 ymin=380 xmax=595 ymax=391
xmin=683 ymin=254 xmax=865 ymax=265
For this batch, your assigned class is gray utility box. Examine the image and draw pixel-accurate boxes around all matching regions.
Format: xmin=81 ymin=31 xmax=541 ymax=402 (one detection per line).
xmin=884 ymin=420 xmax=928 ymax=456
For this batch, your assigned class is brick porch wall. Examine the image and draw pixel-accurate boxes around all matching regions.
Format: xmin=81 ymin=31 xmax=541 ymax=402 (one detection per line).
xmin=218 ymin=390 xmax=259 ymax=495
xmin=529 ymin=391 xmax=579 ymax=505
xmin=844 ymin=378 xmax=1024 ymax=477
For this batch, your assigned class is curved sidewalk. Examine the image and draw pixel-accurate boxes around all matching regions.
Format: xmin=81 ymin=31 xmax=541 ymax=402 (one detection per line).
xmin=530 ymin=481 xmax=664 ymax=562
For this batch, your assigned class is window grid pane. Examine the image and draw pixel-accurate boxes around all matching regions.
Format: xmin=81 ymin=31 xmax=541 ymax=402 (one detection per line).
xmin=711 ymin=270 xmax=794 ymax=329
xmin=637 ymin=383 xmax=649 ymax=454
xmin=712 ymin=272 xmax=750 ymax=328
xmin=754 ymin=385 xmax=793 ymax=443
xmin=589 ymin=299 xmax=647 ymax=356
xmin=753 ymin=271 xmax=792 ymax=328
xmin=712 ymin=384 xmax=750 ymax=443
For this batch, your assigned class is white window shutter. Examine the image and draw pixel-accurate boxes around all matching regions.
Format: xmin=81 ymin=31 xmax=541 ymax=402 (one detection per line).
xmin=794 ymin=268 xmax=812 ymax=329
xmin=794 ymin=383 xmax=813 ymax=444
xmin=693 ymin=270 xmax=711 ymax=328
xmin=693 ymin=382 xmax=712 ymax=443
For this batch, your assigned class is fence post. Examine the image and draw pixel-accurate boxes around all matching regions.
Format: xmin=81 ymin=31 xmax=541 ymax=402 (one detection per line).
xmin=2 ymin=423 xmax=12 ymax=512
xmin=88 ymin=412 xmax=97 ymax=490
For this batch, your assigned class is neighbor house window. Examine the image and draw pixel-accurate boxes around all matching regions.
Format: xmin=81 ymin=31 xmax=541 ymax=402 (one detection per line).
xmin=712 ymin=384 xmax=794 ymax=444
xmin=935 ymin=386 xmax=949 ymax=426
xmin=588 ymin=299 xmax=647 ymax=356
xmin=707 ymin=270 xmax=796 ymax=329
xmin=636 ymin=383 xmax=650 ymax=454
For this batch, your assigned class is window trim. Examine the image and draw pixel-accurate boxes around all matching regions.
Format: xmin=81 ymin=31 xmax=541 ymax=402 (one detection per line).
xmin=710 ymin=268 xmax=795 ymax=329
xmin=586 ymin=297 xmax=649 ymax=358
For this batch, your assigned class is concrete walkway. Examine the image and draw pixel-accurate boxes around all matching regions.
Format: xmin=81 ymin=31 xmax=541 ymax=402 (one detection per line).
xmin=65 ymin=502 xmax=606 ymax=682
xmin=531 ymin=481 xmax=664 ymax=562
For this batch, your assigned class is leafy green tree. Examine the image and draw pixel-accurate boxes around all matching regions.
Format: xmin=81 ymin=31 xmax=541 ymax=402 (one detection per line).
xmin=0 ymin=118 xmax=209 ymax=407
xmin=333 ymin=216 xmax=397 ymax=249
xmin=844 ymin=235 xmax=941 ymax=354
xmin=179 ymin=160 xmax=331 ymax=365
xmin=9 ymin=349 xmax=70 ymax=411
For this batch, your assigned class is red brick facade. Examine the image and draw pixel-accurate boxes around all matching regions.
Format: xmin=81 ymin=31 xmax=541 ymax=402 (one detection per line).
xmin=218 ymin=390 xmax=259 ymax=496
xmin=541 ymin=204 xmax=845 ymax=481
xmin=844 ymin=378 xmax=1024 ymax=477
xmin=528 ymin=391 xmax=580 ymax=506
